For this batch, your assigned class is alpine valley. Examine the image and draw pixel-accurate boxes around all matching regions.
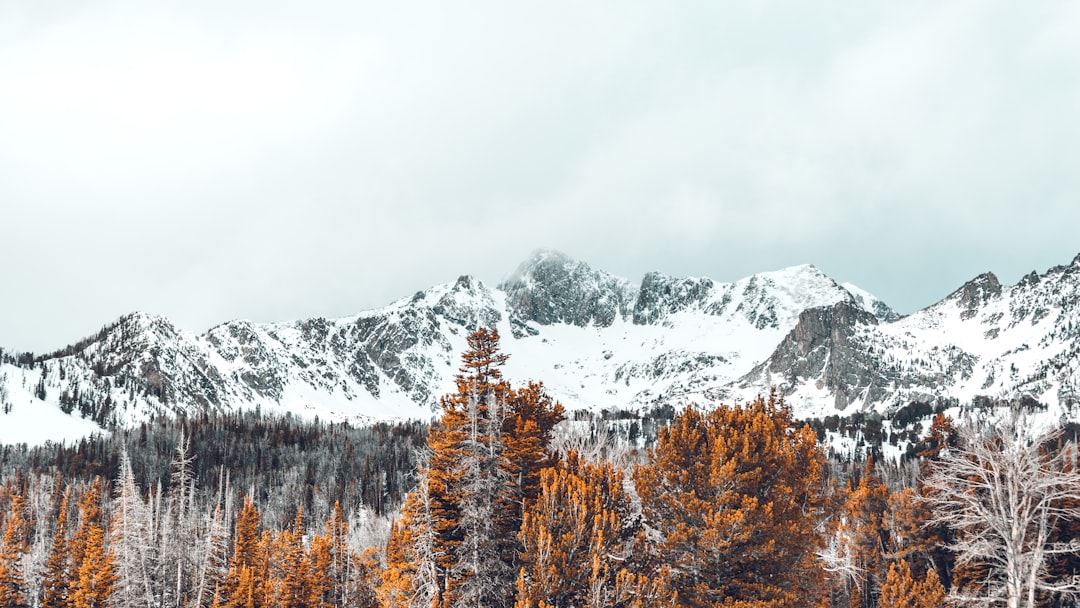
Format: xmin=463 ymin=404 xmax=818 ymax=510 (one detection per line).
xmin=2 ymin=249 xmax=1080 ymax=445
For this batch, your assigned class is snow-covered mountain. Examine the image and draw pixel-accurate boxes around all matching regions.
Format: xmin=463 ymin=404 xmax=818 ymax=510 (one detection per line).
xmin=740 ymin=254 xmax=1080 ymax=419
xmin=4 ymin=249 xmax=1079 ymax=444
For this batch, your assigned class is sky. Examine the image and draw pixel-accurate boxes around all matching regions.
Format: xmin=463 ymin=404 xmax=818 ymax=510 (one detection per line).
xmin=2 ymin=1 xmax=1080 ymax=354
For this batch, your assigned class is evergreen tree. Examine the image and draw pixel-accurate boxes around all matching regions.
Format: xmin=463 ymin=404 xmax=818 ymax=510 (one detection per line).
xmin=876 ymin=560 xmax=945 ymax=608
xmin=224 ymin=496 xmax=264 ymax=608
xmin=633 ymin=392 xmax=830 ymax=607
xmin=451 ymin=388 xmax=513 ymax=608
xmin=835 ymin=459 xmax=890 ymax=608
xmin=41 ymin=488 xmax=72 ymax=608
xmin=306 ymin=531 xmax=333 ymax=608
xmin=72 ymin=517 xmax=116 ymax=608
xmin=0 ymin=492 xmax=29 ymax=608
xmin=384 ymin=328 xmax=562 ymax=608
xmin=515 ymin=453 xmax=638 ymax=608
xmin=278 ymin=509 xmax=309 ymax=608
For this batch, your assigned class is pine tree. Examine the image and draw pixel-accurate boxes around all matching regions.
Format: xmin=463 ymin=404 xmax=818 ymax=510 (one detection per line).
xmin=633 ymin=393 xmax=829 ymax=607
xmin=502 ymin=382 xmax=565 ymax=520
xmin=278 ymin=509 xmax=309 ymax=608
xmin=224 ymin=496 xmax=264 ymax=608
xmin=876 ymin=560 xmax=945 ymax=608
xmin=385 ymin=328 xmax=562 ymax=608
xmin=378 ymin=455 xmax=441 ymax=608
xmin=71 ymin=521 xmax=116 ymax=608
xmin=836 ymin=458 xmax=891 ymax=608
xmin=313 ymin=502 xmax=377 ymax=608
xmin=883 ymin=487 xmax=951 ymax=589
xmin=377 ymin=520 xmax=415 ymax=608
xmin=41 ymin=487 xmax=72 ymax=608
xmin=70 ymin=478 xmax=107 ymax=574
xmin=451 ymin=388 xmax=513 ymax=608
xmin=515 ymin=453 xmax=638 ymax=608
xmin=306 ymin=532 xmax=333 ymax=608
xmin=0 ymin=492 xmax=30 ymax=608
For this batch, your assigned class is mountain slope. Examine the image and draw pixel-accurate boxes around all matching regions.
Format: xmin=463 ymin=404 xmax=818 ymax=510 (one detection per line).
xmin=740 ymin=254 xmax=1080 ymax=418
xmin=3 ymin=250 xmax=1078 ymax=444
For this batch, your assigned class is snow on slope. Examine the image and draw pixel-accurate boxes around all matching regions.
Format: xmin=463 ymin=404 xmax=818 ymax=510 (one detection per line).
xmin=741 ymin=255 xmax=1080 ymax=420
xmin=6 ymin=250 xmax=1078 ymax=445
xmin=842 ymin=282 xmax=900 ymax=322
xmin=495 ymin=258 xmax=874 ymax=412
xmin=0 ymin=364 xmax=104 ymax=445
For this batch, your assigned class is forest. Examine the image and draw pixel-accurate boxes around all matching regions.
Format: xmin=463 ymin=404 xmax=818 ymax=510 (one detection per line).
xmin=2 ymin=328 xmax=1080 ymax=608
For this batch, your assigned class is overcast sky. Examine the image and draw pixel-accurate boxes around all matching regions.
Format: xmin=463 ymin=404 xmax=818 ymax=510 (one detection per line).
xmin=2 ymin=1 xmax=1079 ymax=353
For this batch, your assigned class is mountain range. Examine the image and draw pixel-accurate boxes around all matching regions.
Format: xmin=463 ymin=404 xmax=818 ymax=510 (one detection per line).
xmin=2 ymin=249 xmax=1079 ymax=444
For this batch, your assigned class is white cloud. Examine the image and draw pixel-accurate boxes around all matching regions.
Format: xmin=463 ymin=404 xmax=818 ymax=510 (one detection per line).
xmin=2 ymin=0 xmax=1080 ymax=352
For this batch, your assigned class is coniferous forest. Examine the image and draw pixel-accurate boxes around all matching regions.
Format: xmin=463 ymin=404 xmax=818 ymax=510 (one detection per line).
xmin=2 ymin=328 xmax=1080 ymax=607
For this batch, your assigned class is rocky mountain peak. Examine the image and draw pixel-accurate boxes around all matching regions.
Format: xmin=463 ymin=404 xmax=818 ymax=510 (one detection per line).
xmin=431 ymin=275 xmax=502 ymax=331
xmin=499 ymin=250 xmax=636 ymax=327
xmin=632 ymin=272 xmax=714 ymax=325
xmin=948 ymin=271 xmax=1002 ymax=319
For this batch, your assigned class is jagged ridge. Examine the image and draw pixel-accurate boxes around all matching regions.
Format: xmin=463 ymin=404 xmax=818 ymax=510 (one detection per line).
xmin=4 ymin=249 xmax=1079 ymax=444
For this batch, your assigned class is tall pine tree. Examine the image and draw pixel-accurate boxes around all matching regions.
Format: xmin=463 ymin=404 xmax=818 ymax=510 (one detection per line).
xmin=0 ymin=492 xmax=30 ymax=608
xmin=383 ymin=328 xmax=563 ymax=608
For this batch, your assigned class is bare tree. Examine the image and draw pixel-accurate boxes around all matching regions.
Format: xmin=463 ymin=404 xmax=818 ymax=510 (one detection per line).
xmin=921 ymin=410 xmax=1080 ymax=608
xmin=110 ymin=450 xmax=158 ymax=608
xmin=408 ymin=451 xmax=439 ymax=608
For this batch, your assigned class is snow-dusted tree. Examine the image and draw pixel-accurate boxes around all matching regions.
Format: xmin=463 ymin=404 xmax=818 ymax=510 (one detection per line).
xmin=922 ymin=410 xmax=1080 ymax=608
xmin=110 ymin=450 xmax=158 ymax=608
xmin=160 ymin=432 xmax=199 ymax=608
xmin=21 ymin=475 xmax=59 ymax=603
xmin=396 ymin=451 xmax=441 ymax=608
xmin=193 ymin=471 xmax=231 ymax=608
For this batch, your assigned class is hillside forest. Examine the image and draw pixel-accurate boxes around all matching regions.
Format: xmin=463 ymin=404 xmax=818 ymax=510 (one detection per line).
xmin=2 ymin=328 xmax=1080 ymax=608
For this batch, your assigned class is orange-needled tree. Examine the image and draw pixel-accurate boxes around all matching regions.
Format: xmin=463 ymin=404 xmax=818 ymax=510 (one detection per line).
xmin=382 ymin=327 xmax=564 ymax=608
xmin=633 ymin=392 xmax=830 ymax=607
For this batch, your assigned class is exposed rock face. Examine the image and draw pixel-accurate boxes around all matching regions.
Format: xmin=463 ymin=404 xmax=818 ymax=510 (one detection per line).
xmin=500 ymin=250 xmax=636 ymax=327
xmin=740 ymin=255 xmax=1080 ymax=417
xmin=948 ymin=272 xmax=1003 ymax=320
xmin=633 ymin=273 xmax=714 ymax=325
xmin=742 ymin=302 xmax=883 ymax=410
xmin=842 ymin=283 xmax=901 ymax=323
